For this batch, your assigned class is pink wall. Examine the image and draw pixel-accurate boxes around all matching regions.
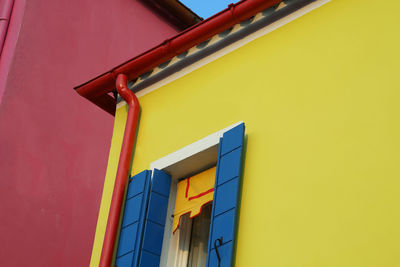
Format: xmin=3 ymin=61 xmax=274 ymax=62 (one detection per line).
xmin=0 ymin=0 xmax=177 ymax=266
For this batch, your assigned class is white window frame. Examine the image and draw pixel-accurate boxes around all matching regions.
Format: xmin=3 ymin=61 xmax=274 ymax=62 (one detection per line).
xmin=150 ymin=121 xmax=243 ymax=267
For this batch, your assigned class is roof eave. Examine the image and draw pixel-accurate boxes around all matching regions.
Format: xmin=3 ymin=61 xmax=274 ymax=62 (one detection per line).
xmin=74 ymin=0 xmax=282 ymax=116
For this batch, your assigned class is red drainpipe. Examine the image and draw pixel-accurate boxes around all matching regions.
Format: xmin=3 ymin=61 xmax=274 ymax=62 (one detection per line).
xmin=75 ymin=1 xmax=282 ymax=265
xmin=99 ymin=74 xmax=140 ymax=267
xmin=0 ymin=0 xmax=14 ymax=56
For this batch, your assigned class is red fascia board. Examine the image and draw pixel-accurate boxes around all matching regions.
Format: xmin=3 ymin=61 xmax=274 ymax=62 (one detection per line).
xmin=74 ymin=0 xmax=282 ymax=115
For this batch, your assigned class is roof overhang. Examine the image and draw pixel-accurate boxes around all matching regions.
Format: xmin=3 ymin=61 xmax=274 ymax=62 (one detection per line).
xmin=74 ymin=0 xmax=282 ymax=116
xmin=141 ymin=0 xmax=203 ymax=30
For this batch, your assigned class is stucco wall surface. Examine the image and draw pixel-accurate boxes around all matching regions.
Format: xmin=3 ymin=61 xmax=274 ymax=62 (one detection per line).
xmin=102 ymin=0 xmax=400 ymax=266
xmin=0 ymin=0 xmax=177 ymax=266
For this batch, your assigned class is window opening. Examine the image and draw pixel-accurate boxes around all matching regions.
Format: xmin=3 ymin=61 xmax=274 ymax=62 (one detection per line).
xmin=115 ymin=122 xmax=245 ymax=267
xmin=173 ymin=167 xmax=216 ymax=233
xmin=154 ymin=121 xmax=244 ymax=267
xmin=172 ymin=167 xmax=216 ymax=266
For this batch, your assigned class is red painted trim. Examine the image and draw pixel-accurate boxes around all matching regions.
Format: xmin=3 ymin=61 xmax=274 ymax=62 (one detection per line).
xmin=74 ymin=0 xmax=282 ymax=115
xmin=184 ymin=175 xmax=214 ymax=200
xmin=188 ymin=188 xmax=214 ymax=201
xmin=99 ymin=74 xmax=140 ymax=267
xmin=185 ymin=177 xmax=190 ymax=198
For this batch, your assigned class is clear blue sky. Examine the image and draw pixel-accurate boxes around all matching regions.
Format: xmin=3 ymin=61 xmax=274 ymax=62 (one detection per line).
xmin=181 ymin=0 xmax=240 ymax=19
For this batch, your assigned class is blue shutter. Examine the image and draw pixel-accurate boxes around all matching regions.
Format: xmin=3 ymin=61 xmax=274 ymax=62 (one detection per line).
xmin=115 ymin=170 xmax=151 ymax=267
xmin=138 ymin=169 xmax=171 ymax=267
xmin=207 ymin=123 xmax=245 ymax=267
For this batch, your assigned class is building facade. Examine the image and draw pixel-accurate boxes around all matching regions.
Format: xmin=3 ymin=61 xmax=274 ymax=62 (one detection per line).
xmin=0 ymin=0 xmax=177 ymax=266
xmin=84 ymin=0 xmax=400 ymax=266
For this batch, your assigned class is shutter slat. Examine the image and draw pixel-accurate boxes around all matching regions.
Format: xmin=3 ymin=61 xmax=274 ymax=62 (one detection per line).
xmin=217 ymin=148 xmax=242 ymax=186
xmin=140 ymin=250 xmax=160 ymax=267
xmin=211 ymin=208 xmax=236 ymax=244
xmin=146 ymin=192 xmax=170 ymax=225
xmin=214 ymin=177 xmax=240 ymax=216
xmin=141 ymin=220 xmax=165 ymax=254
xmin=220 ymin=123 xmax=245 ymax=155
xmin=209 ymin=242 xmax=233 ymax=267
xmin=117 ymin=223 xmax=139 ymax=257
xmin=115 ymin=252 xmax=134 ymax=267
xmin=121 ymin=195 xmax=143 ymax=227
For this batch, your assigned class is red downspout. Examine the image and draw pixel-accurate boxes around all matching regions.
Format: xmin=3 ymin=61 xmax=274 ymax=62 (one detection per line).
xmin=0 ymin=0 xmax=14 ymax=56
xmin=99 ymin=74 xmax=140 ymax=267
xmin=76 ymin=0 xmax=281 ymax=264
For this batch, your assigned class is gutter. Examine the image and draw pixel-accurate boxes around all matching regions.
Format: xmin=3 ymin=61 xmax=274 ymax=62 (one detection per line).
xmin=99 ymin=74 xmax=140 ymax=267
xmin=0 ymin=0 xmax=14 ymax=56
xmin=74 ymin=0 xmax=282 ymax=116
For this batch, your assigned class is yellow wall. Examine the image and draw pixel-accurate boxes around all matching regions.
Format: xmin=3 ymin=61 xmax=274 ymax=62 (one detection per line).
xmin=91 ymin=0 xmax=400 ymax=266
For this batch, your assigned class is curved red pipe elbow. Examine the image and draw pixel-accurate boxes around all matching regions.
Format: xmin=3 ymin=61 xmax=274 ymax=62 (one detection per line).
xmin=100 ymin=74 xmax=140 ymax=267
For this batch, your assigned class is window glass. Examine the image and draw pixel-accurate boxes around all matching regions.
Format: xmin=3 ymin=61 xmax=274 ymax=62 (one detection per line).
xmin=187 ymin=204 xmax=212 ymax=267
